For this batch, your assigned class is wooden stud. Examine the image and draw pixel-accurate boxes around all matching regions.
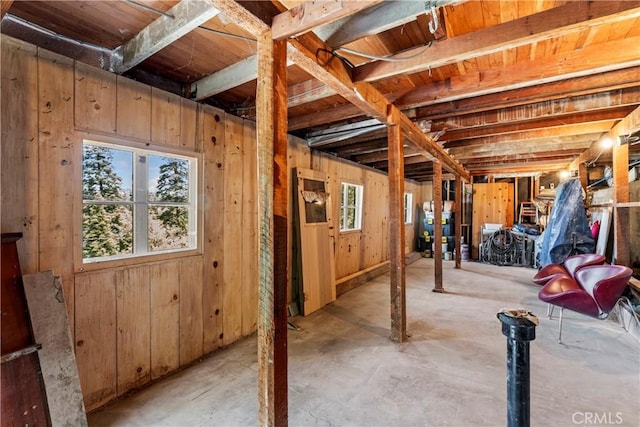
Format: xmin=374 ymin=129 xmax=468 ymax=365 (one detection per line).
xmin=256 ymin=30 xmax=288 ymax=427
xmin=455 ymin=175 xmax=462 ymax=269
xmin=387 ymin=108 xmax=406 ymax=342
xmin=433 ymin=161 xmax=444 ymax=292
xmin=612 ymin=140 xmax=630 ymax=265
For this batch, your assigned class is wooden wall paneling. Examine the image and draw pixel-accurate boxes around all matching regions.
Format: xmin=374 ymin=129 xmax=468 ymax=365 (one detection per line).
xmin=150 ymin=261 xmax=180 ymax=380
xmin=0 ymin=38 xmax=39 ymax=272
xmin=179 ymin=256 xmax=204 ymax=365
xmin=335 ymin=232 xmax=361 ymax=278
xmin=242 ymin=121 xmax=258 ymax=336
xmin=181 ymin=98 xmax=198 ymax=151
xmin=201 ymin=105 xmax=225 ymax=353
xmin=362 ymin=171 xmax=388 ymax=267
xmin=74 ymin=62 xmax=116 ymax=134
xmin=222 ymin=114 xmax=244 ymax=345
xmin=74 ymin=271 xmax=117 ymax=411
xmin=37 ymin=47 xmax=77 ymax=329
xmin=151 ymin=87 xmax=181 ymax=147
xmin=116 ymin=75 xmax=151 ymax=141
xmin=116 ymin=265 xmax=151 ymax=395
xmin=612 ymin=141 xmax=630 ymax=265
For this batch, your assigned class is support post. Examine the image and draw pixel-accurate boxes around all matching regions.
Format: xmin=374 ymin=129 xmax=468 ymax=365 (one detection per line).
xmin=454 ymin=174 xmax=462 ymax=269
xmin=256 ymin=31 xmax=288 ymax=427
xmin=433 ymin=161 xmax=444 ymax=292
xmin=612 ymin=139 xmax=630 ymax=266
xmin=387 ymin=107 xmax=406 ymax=342
xmin=497 ymin=309 xmax=538 ymax=427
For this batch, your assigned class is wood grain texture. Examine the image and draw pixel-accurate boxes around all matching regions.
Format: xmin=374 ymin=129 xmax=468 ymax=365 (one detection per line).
xmin=74 ymin=62 xmax=116 ymax=134
xmin=433 ymin=161 xmax=443 ymax=291
xmin=0 ymin=38 xmax=39 ymax=273
xmin=179 ymin=256 xmax=203 ymax=366
xmin=150 ymin=261 xmax=180 ymax=380
xmin=222 ymin=114 xmax=244 ymax=345
xmin=74 ymin=270 xmax=117 ymax=411
xmin=242 ymin=121 xmax=258 ymax=336
xmin=116 ymin=265 xmax=151 ymax=395
xmin=201 ymin=105 xmax=225 ymax=353
xmin=116 ymin=75 xmax=151 ymax=140
xmin=37 ymin=47 xmax=77 ymax=329
xmin=151 ymin=87 xmax=181 ymax=147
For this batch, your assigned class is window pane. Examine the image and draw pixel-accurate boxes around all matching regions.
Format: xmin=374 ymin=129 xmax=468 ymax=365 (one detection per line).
xmin=148 ymin=155 xmax=189 ymax=202
xmin=82 ymin=204 xmax=133 ymax=258
xmin=83 ymin=145 xmax=132 ymax=201
xmin=149 ymin=206 xmax=190 ymax=251
xmin=339 ymin=207 xmax=345 ymax=230
xmin=347 ymin=186 xmax=356 ymax=206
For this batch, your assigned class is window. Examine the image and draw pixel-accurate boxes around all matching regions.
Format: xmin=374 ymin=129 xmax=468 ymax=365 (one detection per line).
xmin=82 ymin=140 xmax=197 ymax=262
xmin=340 ymin=182 xmax=363 ymax=231
xmin=404 ymin=192 xmax=413 ymax=224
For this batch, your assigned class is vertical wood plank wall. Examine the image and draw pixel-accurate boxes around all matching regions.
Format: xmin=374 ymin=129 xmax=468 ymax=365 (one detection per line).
xmin=1 ymin=37 xmax=431 ymax=411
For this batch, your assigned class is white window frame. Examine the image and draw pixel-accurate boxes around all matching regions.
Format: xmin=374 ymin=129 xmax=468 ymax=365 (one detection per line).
xmin=82 ymin=139 xmax=198 ymax=263
xmin=404 ymin=192 xmax=413 ymax=224
xmin=340 ymin=182 xmax=364 ymax=231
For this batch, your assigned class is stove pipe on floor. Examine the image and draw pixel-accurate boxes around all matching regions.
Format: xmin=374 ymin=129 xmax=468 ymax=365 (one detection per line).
xmin=497 ymin=309 xmax=538 ymax=427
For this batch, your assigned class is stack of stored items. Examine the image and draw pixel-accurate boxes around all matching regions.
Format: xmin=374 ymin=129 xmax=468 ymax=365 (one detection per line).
xmin=422 ymin=201 xmax=456 ymax=259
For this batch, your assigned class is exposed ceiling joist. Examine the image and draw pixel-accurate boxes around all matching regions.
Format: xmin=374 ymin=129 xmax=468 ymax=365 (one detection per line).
xmin=398 ymin=35 xmax=640 ymax=109
xmin=112 ymin=0 xmax=220 ymax=73
xmin=353 ymin=0 xmax=640 ymax=83
xmin=271 ymin=0 xmax=383 ymax=40
xmin=1 ymin=0 xmax=13 ymax=18
xmin=413 ymin=67 xmax=640 ymax=121
xmin=210 ymin=0 xmax=270 ymax=36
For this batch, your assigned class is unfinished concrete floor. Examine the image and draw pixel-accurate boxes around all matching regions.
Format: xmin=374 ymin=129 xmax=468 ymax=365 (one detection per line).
xmin=89 ymin=259 xmax=639 ymax=426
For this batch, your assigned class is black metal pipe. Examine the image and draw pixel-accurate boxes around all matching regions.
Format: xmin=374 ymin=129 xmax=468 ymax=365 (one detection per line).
xmin=497 ymin=310 xmax=538 ymax=427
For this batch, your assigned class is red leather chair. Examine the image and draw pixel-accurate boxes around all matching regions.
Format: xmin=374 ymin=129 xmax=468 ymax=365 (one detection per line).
xmin=538 ymin=264 xmax=632 ymax=341
xmin=532 ymin=253 xmax=606 ymax=285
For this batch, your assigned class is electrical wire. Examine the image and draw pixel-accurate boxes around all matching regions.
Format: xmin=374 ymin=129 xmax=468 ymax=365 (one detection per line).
xmin=334 ymin=44 xmax=432 ymax=62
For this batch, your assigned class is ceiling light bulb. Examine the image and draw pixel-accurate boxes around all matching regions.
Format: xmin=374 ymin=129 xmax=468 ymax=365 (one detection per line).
xmin=601 ymin=136 xmax=614 ymax=148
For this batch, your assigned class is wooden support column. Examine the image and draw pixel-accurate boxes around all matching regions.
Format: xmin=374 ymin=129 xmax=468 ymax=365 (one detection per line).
xmin=387 ymin=108 xmax=406 ymax=342
xmin=256 ymin=30 xmax=288 ymax=427
xmin=454 ymin=174 xmax=462 ymax=269
xmin=612 ymin=139 xmax=630 ymax=266
xmin=578 ymin=163 xmax=588 ymax=192
xmin=433 ymin=161 xmax=444 ymax=292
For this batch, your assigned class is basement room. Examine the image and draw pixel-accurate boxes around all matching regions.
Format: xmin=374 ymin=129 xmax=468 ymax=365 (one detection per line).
xmin=1 ymin=1 xmax=639 ymax=426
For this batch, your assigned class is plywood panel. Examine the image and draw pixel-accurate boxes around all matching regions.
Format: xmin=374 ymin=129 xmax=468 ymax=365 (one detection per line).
xmin=222 ymin=114 xmax=243 ymax=344
xmin=74 ymin=270 xmax=117 ymax=411
xmin=181 ymin=98 xmax=198 ymax=151
xmin=37 ymin=47 xmax=76 ymax=329
xmin=116 ymin=75 xmax=151 ymax=140
xmin=116 ymin=265 xmax=151 ymax=395
xmin=74 ymin=62 xmax=116 ymax=134
xmin=150 ymin=261 xmax=180 ymax=379
xmin=241 ymin=120 xmax=258 ymax=336
xmin=151 ymin=87 xmax=181 ymax=147
xmin=202 ymin=106 xmax=225 ymax=353
xmin=0 ymin=38 xmax=39 ymax=272
xmin=179 ymin=256 xmax=203 ymax=365
xmin=472 ymin=182 xmax=513 ymax=255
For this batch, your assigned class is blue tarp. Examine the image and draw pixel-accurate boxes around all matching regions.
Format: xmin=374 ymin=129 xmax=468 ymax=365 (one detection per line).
xmin=538 ymin=178 xmax=595 ymax=267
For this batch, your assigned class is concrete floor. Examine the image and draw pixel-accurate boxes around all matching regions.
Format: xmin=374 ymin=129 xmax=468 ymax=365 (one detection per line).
xmin=89 ymin=259 xmax=640 ymax=426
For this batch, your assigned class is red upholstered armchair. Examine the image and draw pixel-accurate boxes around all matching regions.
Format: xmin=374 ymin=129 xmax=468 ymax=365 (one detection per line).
xmin=532 ymin=253 xmax=606 ymax=285
xmin=538 ymin=264 xmax=633 ymax=342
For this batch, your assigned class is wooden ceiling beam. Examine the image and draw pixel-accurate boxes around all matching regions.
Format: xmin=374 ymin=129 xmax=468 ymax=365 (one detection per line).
xmin=272 ymin=0 xmax=383 ymax=40
xmin=443 ymin=124 xmax=610 ymax=149
xmin=112 ymin=0 xmax=220 ymax=72
xmin=412 ymin=67 xmax=640 ymax=120
xmin=210 ymin=0 xmax=269 ymax=36
xmin=463 ymin=152 xmax=583 ymax=167
xmin=450 ymin=141 xmax=594 ymax=160
xmin=438 ymin=108 xmax=631 ymax=142
xmin=353 ymin=146 xmax=423 ymax=164
xmin=354 ymin=1 xmax=640 ymax=83
xmin=428 ymin=88 xmax=640 ymax=132
xmin=397 ymin=35 xmax=640 ymax=109
xmin=288 ymin=102 xmax=361 ymax=131
xmin=1 ymin=0 xmax=14 ymax=19
xmin=469 ymin=163 xmax=569 ymax=175
xmin=286 ymin=32 xmax=470 ymax=180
